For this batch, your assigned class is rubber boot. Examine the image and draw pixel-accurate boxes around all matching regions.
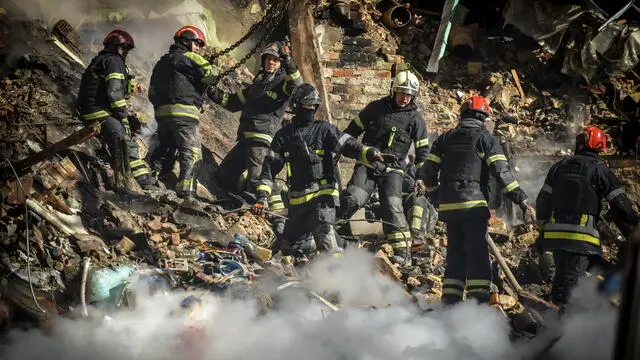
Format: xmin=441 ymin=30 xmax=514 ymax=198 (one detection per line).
xmin=391 ymin=246 xmax=412 ymax=266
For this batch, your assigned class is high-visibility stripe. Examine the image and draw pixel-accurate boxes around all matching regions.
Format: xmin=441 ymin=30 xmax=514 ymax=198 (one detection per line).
xmin=244 ymin=132 xmax=273 ymax=143
xmin=105 ymin=72 xmax=125 ymax=81
xmin=542 ymin=184 xmax=553 ymax=194
xmin=81 ymin=110 xmax=110 ymax=120
xmin=415 ymin=162 xmax=424 ymax=169
xmin=466 ymin=279 xmax=491 ymax=287
xmin=580 ymin=214 xmax=588 ymax=227
xmin=543 ymin=231 xmax=600 ymax=246
xmin=132 ymin=168 xmax=150 ymax=177
xmin=476 ymin=152 xmax=485 ymax=159
xmin=410 ymin=206 xmax=424 ymax=218
xmin=415 ymin=138 xmax=429 ymax=148
xmin=265 ymin=90 xmax=277 ymax=100
xmin=269 ymin=202 xmax=285 ymax=210
xmin=183 ymin=52 xmax=215 ymax=82
xmin=256 ymin=184 xmax=272 ymax=194
xmin=286 ymin=70 xmax=301 ymax=81
xmin=315 ymin=149 xmax=325 ymax=155
xmin=360 ymin=146 xmax=372 ymax=164
xmin=606 ymin=188 xmax=625 ymax=201
xmin=438 ymin=200 xmax=487 ymax=211
xmin=486 ymin=154 xmax=507 ymax=165
xmin=130 ymin=159 xmax=146 ymax=168
xmin=411 ymin=216 xmax=422 ymax=230
xmin=390 ymin=239 xmax=412 ymax=248
xmin=110 ymin=99 xmax=127 ymax=108
xmin=426 ymin=153 xmax=441 ymax=164
xmin=543 ymin=222 xmax=599 ymax=237
xmin=289 ymin=188 xmax=338 ymax=206
xmin=354 ymin=115 xmax=364 ymax=130
xmin=387 ymin=127 xmax=396 ymax=148
xmin=467 ymin=288 xmax=490 ymax=294
xmin=386 ymin=232 xmax=411 ymax=240
xmin=442 ymin=288 xmax=464 ymax=296
xmin=385 ymin=167 xmax=404 ymax=174
xmin=176 ymin=179 xmax=196 ymax=192
xmin=285 ymin=162 xmax=292 ymax=177
xmin=503 ymin=181 xmax=520 ymax=192
xmin=156 ymin=104 xmax=200 ymax=120
xmin=156 ymin=111 xmax=199 ymax=119
xmin=443 ymin=278 xmax=466 ymax=288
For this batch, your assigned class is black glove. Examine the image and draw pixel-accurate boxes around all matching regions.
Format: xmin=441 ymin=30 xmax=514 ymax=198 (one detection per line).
xmin=207 ymin=86 xmax=226 ymax=105
xmin=252 ymin=197 xmax=268 ymax=216
xmin=364 ymin=148 xmax=383 ymax=164
xmin=519 ymin=200 xmax=534 ymax=223
xmin=278 ymin=41 xmax=297 ymax=74
xmin=128 ymin=112 xmax=142 ymax=135
xmin=412 ymin=179 xmax=426 ymax=197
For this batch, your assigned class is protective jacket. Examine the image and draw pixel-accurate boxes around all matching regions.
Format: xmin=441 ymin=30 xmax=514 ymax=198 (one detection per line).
xmin=257 ymin=118 xmax=374 ymax=207
xmin=343 ymin=96 xmax=430 ymax=171
xmin=536 ymin=150 xmax=639 ymax=254
xmin=77 ymin=49 xmax=132 ymax=122
xmin=422 ymin=118 xmax=527 ymax=221
xmin=148 ymin=43 xmax=217 ymax=120
xmin=215 ymin=66 xmax=302 ymax=146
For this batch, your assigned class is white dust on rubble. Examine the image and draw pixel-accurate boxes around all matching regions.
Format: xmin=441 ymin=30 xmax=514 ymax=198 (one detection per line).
xmin=0 ymin=249 xmax=617 ymax=360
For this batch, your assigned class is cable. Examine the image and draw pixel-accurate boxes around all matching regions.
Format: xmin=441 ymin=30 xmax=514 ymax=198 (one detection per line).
xmin=5 ymin=159 xmax=47 ymax=313
xmin=80 ymin=257 xmax=90 ymax=318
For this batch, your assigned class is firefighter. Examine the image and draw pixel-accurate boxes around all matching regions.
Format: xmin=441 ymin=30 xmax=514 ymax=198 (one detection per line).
xmin=77 ymin=29 xmax=154 ymax=191
xmin=536 ymin=125 xmax=640 ymax=306
xmin=421 ymin=96 xmax=530 ymax=304
xmin=253 ymin=83 xmax=385 ymax=256
xmin=147 ymin=25 xmax=217 ymax=203
xmin=211 ymin=41 xmax=303 ymax=196
xmin=338 ymin=69 xmax=430 ymax=264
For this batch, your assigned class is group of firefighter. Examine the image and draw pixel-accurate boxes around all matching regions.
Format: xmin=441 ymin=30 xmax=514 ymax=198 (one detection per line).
xmin=77 ymin=26 xmax=639 ymax=309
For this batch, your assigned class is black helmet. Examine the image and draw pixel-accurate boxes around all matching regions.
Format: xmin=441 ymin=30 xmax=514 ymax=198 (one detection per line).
xmin=291 ymin=83 xmax=321 ymax=112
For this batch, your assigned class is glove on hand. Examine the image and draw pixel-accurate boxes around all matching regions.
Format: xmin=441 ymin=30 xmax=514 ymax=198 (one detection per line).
xmin=519 ymin=200 xmax=535 ymax=223
xmin=412 ymin=179 xmax=426 ymax=197
xmin=252 ymin=197 xmax=268 ymax=216
xmin=207 ymin=86 xmax=225 ymax=105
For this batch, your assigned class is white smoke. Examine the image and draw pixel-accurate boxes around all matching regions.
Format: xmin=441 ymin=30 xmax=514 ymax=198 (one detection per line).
xmin=0 ymin=249 xmax=619 ymax=360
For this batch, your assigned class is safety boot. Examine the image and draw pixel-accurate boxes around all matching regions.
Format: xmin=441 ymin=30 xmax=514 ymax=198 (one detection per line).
xmin=391 ymin=246 xmax=412 ymax=267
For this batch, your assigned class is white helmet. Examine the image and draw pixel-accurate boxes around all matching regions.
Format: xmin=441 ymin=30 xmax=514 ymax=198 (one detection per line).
xmin=391 ymin=70 xmax=420 ymax=97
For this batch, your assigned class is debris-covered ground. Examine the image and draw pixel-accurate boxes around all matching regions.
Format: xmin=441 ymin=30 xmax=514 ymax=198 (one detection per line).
xmin=0 ymin=1 xmax=638 ymax=359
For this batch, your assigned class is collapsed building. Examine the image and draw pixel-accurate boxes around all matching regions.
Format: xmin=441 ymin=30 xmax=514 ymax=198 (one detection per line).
xmin=0 ymin=0 xmax=638 ymax=359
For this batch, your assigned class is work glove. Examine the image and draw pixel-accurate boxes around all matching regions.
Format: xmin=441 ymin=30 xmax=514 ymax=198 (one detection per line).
xmin=128 ymin=112 xmax=142 ymax=135
xmin=412 ymin=179 xmax=426 ymax=197
xmin=278 ymin=41 xmax=297 ymax=74
xmin=206 ymin=86 xmax=226 ymax=105
xmin=364 ymin=148 xmax=384 ymax=164
xmin=519 ymin=200 xmax=535 ymax=224
xmin=252 ymin=196 xmax=268 ymax=216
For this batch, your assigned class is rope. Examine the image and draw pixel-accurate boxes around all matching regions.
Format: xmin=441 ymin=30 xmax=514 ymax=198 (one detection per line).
xmin=5 ymin=159 xmax=47 ymax=313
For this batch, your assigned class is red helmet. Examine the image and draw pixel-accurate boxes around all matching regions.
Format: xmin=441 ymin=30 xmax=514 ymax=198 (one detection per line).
xmin=460 ymin=95 xmax=492 ymax=117
xmin=581 ymin=125 xmax=607 ymax=152
xmin=103 ymin=29 xmax=135 ymax=49
xmin=174 ymin=25 xmax=206 ymax=47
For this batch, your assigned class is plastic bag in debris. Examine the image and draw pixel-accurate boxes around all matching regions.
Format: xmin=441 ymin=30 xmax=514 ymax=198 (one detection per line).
xmin=87 ymin=264 xmax=135 ymax=303
xmin=7 ymin=265 xmax=65 ymax=292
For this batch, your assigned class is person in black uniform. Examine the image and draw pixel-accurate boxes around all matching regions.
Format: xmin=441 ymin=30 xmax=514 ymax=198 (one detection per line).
xmin=147 ymin=25 xmax=218 ymax=203
xmin=536 ymin=125 xmax=640 ymax=306
xmin=338 ymin=69 xmax=430 ymax=264
xmin=77 ymin=29 xmax=154 ymax=191
xmin=421 ymin=96 xmax=531 ymax=304
xmin=253 ymin=83 xmax=384 ymax=256
xmin=212 ymin=41 xmax=303 ymax=196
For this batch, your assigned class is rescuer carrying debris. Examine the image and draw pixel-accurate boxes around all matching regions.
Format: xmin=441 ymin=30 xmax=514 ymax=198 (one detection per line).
xmin=212 ymin=40 xmax=303 ymax=197
xmin=337 ymin=69 xmax=430 ymax=265
xmin=76 ymin=29 xmax=154 ymax=192
xmin=147 ymin=25 xmax=218 ymax=204
xmin=536 ymin=125 xmax=640 ymax=307
xmin=421 ymin=96 xmax=532 ymax=304
xmin=253 ymin=83 xmax=387 ymax=257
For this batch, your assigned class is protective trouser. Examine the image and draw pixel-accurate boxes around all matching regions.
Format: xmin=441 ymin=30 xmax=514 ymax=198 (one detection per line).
xmin=285 ymin=202 xmax=339 ymax=254
xmin=216 ymin=140 xmax=269 ymax=194
xmin=339 ymin=164 xmax=410 ymax=251
xmin=403 ymin=192 xmax=437 ymax=243
xmin=99 ymin=116 xmax=152 ymax=189
xmin=551 ymin=250 xmax=590 ymax=306
xmin=148 ymin=116 xmax=201 ymax=197
xmin=442 ymin=218 xmax=492 ymax=304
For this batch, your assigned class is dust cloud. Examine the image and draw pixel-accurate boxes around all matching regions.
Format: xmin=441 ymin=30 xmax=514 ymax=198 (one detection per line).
xmin=0 ymin=249 xmax=617 ymax=360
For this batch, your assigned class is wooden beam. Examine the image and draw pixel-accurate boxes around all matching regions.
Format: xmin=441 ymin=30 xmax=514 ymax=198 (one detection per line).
xmin=8 ymin=121 xmax=101 ymax=174
xmin=288 ymin=0 xmax=333 ymax=124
